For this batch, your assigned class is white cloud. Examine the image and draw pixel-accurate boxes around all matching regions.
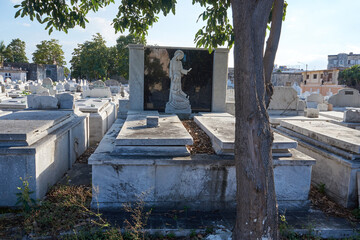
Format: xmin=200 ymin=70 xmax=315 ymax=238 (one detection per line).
xmin=22 ymin=23 xmax=31 ymax=27
xmin=10 ymin=0 xmax=22 ymax=4
xmin=83 ymin=17 xmax=120 ymax=46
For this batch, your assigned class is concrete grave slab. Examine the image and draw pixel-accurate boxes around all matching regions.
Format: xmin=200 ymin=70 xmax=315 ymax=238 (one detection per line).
xmin=319 ymin=111 xmax=344 ymax=121
xmin=270 ymin=114 xmax=331 ymax=125
xmin=0 ymin=97 xmax=27 ymax=110
xmin=0 ymin=110 xmax=72 ymax=146
xmin=194 ymin=115 xmax=297 ymax=155
xmin=116 ymin=114 xmax=193 ymax=146
xmin=280 ymin=120 xmax=360 ymax=154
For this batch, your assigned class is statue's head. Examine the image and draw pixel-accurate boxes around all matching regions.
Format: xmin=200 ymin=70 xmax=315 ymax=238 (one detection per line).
xmin=174 ymin=50 xmax=184 ymax=60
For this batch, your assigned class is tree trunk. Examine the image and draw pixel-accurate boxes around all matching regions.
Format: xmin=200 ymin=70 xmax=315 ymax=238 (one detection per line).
xmin=231 ymin=0 xmax=280 ymax=239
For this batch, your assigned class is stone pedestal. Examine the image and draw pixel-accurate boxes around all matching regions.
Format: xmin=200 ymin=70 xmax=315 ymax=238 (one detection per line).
xmin=212 ymin=48 xmax=229 ymax=112
xmin=129 ymin=44 xmax=144 ymax=111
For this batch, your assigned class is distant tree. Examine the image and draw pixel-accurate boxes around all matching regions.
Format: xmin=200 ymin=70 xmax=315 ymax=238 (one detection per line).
xmin=74 ymin=33 xmax=109 ymax=80
xmin=69 ymin=44 xmax=84 ymax=79
xmin=107 ymin=45 xmax=119 ymax=79
xmin=63 ymin=66 xmax=70 ymax=79
xmin=0 ymin=41 xmax=7 ymax=66
xmin=339 ymin=65 xmax=360 ymax=91
xmin=4 ymin=38 xmax=28 ymax=63
xmin=32 ymin=39 xmax=66 ymax=66
xmin=115 ymin=34 xmax=146 ymax=79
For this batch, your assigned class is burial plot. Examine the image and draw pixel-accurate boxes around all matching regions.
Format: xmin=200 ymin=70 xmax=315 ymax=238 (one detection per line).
xmin=194 ymin=113 xmax=315 ymax=209
xmin=75 ymin=98 xmax=116 ymax=145
xmin=0 ymin=97 xmax=27 ymax=110
xmin=0 ymin=110 xmax=89 ymax=206
xmin=277 ymin=120 xmax=360 ymax=208
xmin=89 ymin=111 xmax=314 ymax=211
xmin=114 ymin=113 xmax=192 ymax=156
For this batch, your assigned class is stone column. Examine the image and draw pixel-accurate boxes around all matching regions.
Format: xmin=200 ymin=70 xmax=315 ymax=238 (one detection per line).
xmin=212 ymin=48 xmax=229 ymax=112
xmin=129 ymin=44 xmax=144 ymax=111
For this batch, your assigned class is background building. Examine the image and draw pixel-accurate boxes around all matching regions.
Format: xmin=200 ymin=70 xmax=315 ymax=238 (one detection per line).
xmin=301 ymin=69 xmax=343 ymax=95
xmin=3 ymin=62 xmax=64 ymax=81
xmin=328 ymin=52 xmax=360 ymax=69
xmin=0 ymin=67 xmax=27 ymax=82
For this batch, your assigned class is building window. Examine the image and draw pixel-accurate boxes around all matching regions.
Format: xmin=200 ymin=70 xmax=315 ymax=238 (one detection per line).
xmin=313 ymin=74 xmax=317 ymax=79
xmin=306 ymin=74 xmax=309 ymax=79
xmin=348 ymin=60 xmax=351 ymax=64
xmin=328 ymin=73 xmax=333 ymax=81
xmin=320 ymin=74 xmax=324 ymax=79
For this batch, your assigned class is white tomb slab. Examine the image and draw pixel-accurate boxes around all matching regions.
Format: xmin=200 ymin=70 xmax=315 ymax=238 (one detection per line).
xmin=280 ymin=120 xmax=360 ymax=154
xmin=75 ymin=98 xmax=116 ymax=145
xmin=0 ymin=110 xmax=89 ymax=206
xmin=0 ymin=97 xmax=27 ymax=110
xmin=116 ymin=114 xmax=192 ymax=146
xmin=278 ymin=120 xmax=360 ymax=208
xmin=194 ymin=115 xmax=297 ymax=155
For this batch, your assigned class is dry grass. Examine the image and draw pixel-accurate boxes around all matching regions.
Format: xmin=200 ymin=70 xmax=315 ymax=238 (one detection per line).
xmin=182 ymin=120 xmax=215 ymax=155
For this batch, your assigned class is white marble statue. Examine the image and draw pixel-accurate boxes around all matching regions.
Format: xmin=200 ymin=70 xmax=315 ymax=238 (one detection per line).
xmin=165 ymin=50 xmax=192 ymax=114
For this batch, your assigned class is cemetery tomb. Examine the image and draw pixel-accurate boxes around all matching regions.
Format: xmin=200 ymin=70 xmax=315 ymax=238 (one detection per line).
xmin=0 ymin=97 xmax=27 ymax=110
xmin=319 ymin=110 xmax=360 ymax=129
xmin=75 ymin=98 xmax=117 ymax=145
xmin=89 ymin=111 xmax=315 ymax=211
xmin=194 ymin=113 xmax=315 ymax=209
xmin=0 ymin=110 xmax=89 ymax=206
xmin=277 ymin=120 xmax=360 ymax=208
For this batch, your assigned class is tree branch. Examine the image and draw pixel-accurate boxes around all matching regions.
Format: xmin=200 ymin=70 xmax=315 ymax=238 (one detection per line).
xmin=263 ymin=0 xmax=284 ymax=107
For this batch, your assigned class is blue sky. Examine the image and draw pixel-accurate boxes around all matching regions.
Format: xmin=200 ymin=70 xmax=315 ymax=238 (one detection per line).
xmin=2 ymin=0 xmax=360 ymax=71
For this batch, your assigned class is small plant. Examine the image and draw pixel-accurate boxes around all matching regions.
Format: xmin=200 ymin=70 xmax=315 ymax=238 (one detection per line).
xmin=123 ymin=192 xmax=152 ymax=240
xmin=279 ymin=214 xmax=297 ymax=239
xmin=166 ymin=232 xmax=175 ymax=239
xmin=172 ymin=215 xmax=178 ymax=221
xmin=190 ymin=229 xmax=197 ymax=238
xmin=352 ymin=208 xmax=360 ymax=219
xmin=15 ymin=177 xmax=36 ymax=213
xmin=317 ymin=182 xmax=326 ymax=194
xmin=205 ymin=226 xmax=214 ymax=234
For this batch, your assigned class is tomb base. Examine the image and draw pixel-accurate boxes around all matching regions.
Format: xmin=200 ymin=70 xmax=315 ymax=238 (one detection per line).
xmin=89 ymin=117 xmax=315 ymax=211
xmin=0 ymin=110 xmax=89 ymax=206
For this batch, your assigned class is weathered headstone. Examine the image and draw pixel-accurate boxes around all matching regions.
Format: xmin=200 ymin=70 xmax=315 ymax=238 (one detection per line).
xmin=305 ymin=108 xmax=319 ymax=118
xmin=328 ymin=88 xmax=360 ymax=107
xmin=343 ymin=109 xmax=360 ymax=123
xmin=268 ymin=86 xmax=298 ymax=110
xmin=92 ymin=80 xmax=106 ymax=88
xmin=56 ymin=93 xmax=74 ymax=109
xmin=42 ymin=77 xmax=53 ymax=88
xmin=28 ymin=95 xmax=58 ymax=109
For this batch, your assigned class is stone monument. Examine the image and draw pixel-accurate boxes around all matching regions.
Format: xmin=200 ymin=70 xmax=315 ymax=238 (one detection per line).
xmin=165 ymin=50 xmax=192 ymax=114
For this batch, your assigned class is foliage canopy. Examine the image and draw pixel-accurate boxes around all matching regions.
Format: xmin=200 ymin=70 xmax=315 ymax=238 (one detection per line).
xmin=4 ymin=38 xmax=29 ymax=63
xmin=32 ymin=39 xmax=66 ymax=66
xmin=339 ymin=65 xmax=360 ymax=91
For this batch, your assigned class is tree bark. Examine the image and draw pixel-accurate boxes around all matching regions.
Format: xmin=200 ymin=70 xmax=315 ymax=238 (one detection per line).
xmin=264 ymin=0 xmax=285 ymax=107
xmin=231 ymin=0 xmax=281 ymax=239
